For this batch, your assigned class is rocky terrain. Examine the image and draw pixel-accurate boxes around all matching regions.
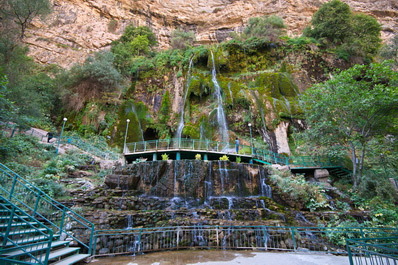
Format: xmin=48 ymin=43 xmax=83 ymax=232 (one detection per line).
xmin=25 ymin=0 xmax=398 ymax=68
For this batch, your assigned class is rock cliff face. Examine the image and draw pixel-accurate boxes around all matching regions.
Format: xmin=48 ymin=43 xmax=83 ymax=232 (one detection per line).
xmin=25 ymin=0 xmax=398 ymax=68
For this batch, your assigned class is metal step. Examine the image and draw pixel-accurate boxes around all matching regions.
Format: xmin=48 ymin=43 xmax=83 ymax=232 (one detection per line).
xmin=0 ymin=215 xmax=29 ymax=220
xmin=0 ymin=222 xmax=37 ymax=228
xmin=7 ymin=228 xmax=47 ymax=236
xmin=52 ymin=253 xmax=90 ymax=265
xmin=38 ymin=247 xmax=80 ymax=262
xmin=3 ymin=241 xmax=70 ymax=257
xmin=5 ymin=234 xmax=59 ymax=246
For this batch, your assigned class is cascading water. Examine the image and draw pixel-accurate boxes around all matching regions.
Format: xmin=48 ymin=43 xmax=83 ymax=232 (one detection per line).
xmin=227 ymin=82 xmax=233 ymax=103
xmin=131 ymin=104 xmax=144 ymax=142
xmin=126 ymin=214 xmax=134 ymax=229
xmin=218 ymin=160 xmax=229 ymax=194
xmin=176 ymin=57 xmax=194 ymax=140
xmin=211 ymin=51 xmax=229 ymax=144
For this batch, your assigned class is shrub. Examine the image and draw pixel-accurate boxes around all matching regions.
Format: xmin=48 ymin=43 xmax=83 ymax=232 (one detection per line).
xmin=195 ymin=154 xmax=201 ymax=160
xmin=242 ymin=15 xmax=286 ymax=42
xmin=219 ymin=155 xmax=229 ymax=161
xmin=170 ymin=30 xmax=196 ymax=50
xmin=161 ymin=153 xmax=169 ymax=160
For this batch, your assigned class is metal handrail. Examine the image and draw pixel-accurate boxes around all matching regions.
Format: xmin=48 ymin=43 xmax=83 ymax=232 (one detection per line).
xmin=346 ymin=237 xmax=398 ymax=265
xmin=125 ymin=138 xmax=337 ymax=167
xmin=0 ymin=163 xmax=95 ymax=255
xmin=93 ymin=225 xmax=398 ymax=257
xmin=0 ymin=195 xmax=53 ymax=265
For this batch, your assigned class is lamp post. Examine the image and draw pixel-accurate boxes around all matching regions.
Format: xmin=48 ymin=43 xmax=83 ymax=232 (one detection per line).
xmin=248 ymin=123 xmax=254 ymax=155
xmin=56 ymin=117 xmax=67 ymax=155
xmin=123 ymin=119 xmax=130 ymax=154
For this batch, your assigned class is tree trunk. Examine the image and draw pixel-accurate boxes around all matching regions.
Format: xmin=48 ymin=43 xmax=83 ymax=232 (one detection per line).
xmin=349 ymin=141 xmax=358 ymax=188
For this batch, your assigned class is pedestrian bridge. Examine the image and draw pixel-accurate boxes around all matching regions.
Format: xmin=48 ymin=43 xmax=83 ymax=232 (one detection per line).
xmin=124 ymin=139 xmax=348 ymax=175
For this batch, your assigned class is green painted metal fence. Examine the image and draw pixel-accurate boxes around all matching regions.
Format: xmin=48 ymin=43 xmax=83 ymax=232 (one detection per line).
xmin=0 ymin=163 xmax=95 ymax=255
xmin=93 ymin=225 xmax=398 ymax=257
xmin=346 ymin=237 xmax=398 ymax=265
xmin=0 ymin=195 xmax=53 ymax=265
xmin=126 ymin=138 xmax=338 ymax=168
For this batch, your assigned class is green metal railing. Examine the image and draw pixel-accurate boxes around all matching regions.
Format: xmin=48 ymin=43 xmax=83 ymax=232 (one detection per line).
xmin=346 ymin=237 xmax=398 ymax=265
xmin=93 ymin=225 xmax=398 ymax=257
xmin=0 ymin=163 xmax=95 ymax=255
xmin=0 ymin=195 xmax=53 ymax=265
xmin=126 ymin=138 xmax=337 ymax=168
xmin=60 ymin=135 xmax=120 ymax=160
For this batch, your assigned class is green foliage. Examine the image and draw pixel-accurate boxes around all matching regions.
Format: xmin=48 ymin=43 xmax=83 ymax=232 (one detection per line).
xmin=111 ymin=25 xmax=157 ymax=75
xmin=380 ymin=33 xmax=398 ymax=66
xmin=161 ymin=153 xmax=169 ymax=160
xmin=219 ymin=155 xmax=229 ymax=161
xmin=305 ymin=0 xmax=381 ymax=58
xmin=195 ymin=154 xmax=201 ymax=160
xmin=170 ymin=30 xmax=196 ymax=50
xmin=70 ymin=51 xmax=121 ymax=89
xmin=0 ymin=0 xmax=51 ymax=38
xmin=236 ymin=156 xmax=241 ymax=163
xmin=306 ymin=0 xmax=351 ymax=45
xmin=300 ymin=62 xmax=398 ymax=188
xmin=269 ymin=169 xmax=330 ymax=211
xmin=242 ymin=15 xmax=286 ymax=42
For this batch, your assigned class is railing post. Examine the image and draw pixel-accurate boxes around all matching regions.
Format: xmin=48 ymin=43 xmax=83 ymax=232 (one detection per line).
xmin=9 ymin=175 xmax=17 ymax=200
xmin=89 ymin=225 xmax=95 ymax=255
xmin=144 ymin=141 xmax=146 ymax=152
xmin=216 ymin=226 xmax=219 ymax=247
xmin=134 ymin=142 xmax=136 ymax=152
xmin=346 ymin=240 xmax=354 ymax=265
xmin=3 ymin=206 xmax=15 ymax=246
xmin=291 ymin=227 xmax=297 ymax=251
xmin=59 ymin=207 xmax=66 ymax=233
xmin=33 ymin=193 xmax=41 ymax=217
xmin=262 ymin=226 xmax=268 ymax=250
xmin=156 ymin=140 xmax=158 ymax=151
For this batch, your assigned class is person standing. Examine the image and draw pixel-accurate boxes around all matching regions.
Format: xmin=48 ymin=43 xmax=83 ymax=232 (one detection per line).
xmin=235 ymin=138 xmax=239 ymax=154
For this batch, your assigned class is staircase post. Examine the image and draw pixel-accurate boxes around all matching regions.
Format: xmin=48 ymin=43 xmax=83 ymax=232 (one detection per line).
xmin=3 ymin=206 xmax=15 ymax=246
xmin=59 ymin=207 xmax=66 ymax=233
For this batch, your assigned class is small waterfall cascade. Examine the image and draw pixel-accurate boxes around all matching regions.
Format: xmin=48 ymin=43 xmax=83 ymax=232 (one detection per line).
xmin=126 ymin=214 xmax=134 ymax=229
xmin=176 ymin=57 xmax=194 ymax=140
xmin=211 ymin=51 xmax=229 ymax=144
xmin=227 ymin=82 xmax=233 ymax=103
xmin=131 ymin=104 xmax=144 ymax=142
xmin=259 ymin=169 xmax=272 ymax=198
xmin=218 ymin=161 xmax=229 ymax=194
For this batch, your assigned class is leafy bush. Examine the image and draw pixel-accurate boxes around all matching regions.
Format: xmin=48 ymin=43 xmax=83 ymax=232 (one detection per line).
xmin=219 ymin=155 xmax=229 ymax=161
xmin=161 ymin=153 xmax=169 ymax=160
xmin=170 ymin=30 xmax=196 ymax=50
xmin=242 ymin=15 xmax=286 ymax=42
xmin=269 ymin=169 xmax=330 ymax=211
xmin=195 ymin=154 xmax=201 ymax=160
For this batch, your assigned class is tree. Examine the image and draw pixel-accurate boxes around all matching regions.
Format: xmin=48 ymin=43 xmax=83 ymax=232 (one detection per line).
xmin=380 ymin=33 xmax=398 ymax=66
xmin=301 ymin=62 xmax=398 ymax=188
xmin=170 ymin=30 xmax=196 ymax=50
xmin=306 ymin=0 xmax=352 ymax=45
xmin=243 ymin=15 xmax=286 ymax=42
xmin=305 ymin=0 xmax=382 ymax=58
xmin=111 ymin=25 xmax=157 ymax=75
xmin=348 ymin=13 xmax=381 ymax=57
xmin=0 ymin=0 xmax=51 ymax=39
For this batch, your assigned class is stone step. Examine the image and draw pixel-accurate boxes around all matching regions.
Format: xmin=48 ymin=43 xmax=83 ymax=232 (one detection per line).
xmin=52 ymin=253 xmax=90 ymax=265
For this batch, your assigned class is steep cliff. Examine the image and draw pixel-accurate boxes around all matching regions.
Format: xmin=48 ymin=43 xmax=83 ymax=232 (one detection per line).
xmin=25 ymin=0 xmax=398 ymax=68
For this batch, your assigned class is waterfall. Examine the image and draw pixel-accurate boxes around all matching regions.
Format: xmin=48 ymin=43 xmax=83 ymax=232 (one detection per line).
xmin=126 ymin=214 xmax=133 ymax=229
xmin=260 ymin=170 xmax=272 ymax=198
xmin=131 ymin=104 xmax=144 ymax=142
xmin=227 ymin=82 xmax=233 ymax=103
xmin=211 ymin=51 xmax=229 ymax=144
xmin=176 ymin=57 xmax=194 ymax=139
xmin=218 ymin=160 xmax=229 ymax=194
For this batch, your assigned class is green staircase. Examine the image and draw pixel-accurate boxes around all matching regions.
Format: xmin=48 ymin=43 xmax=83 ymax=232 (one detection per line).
xmin=0 ymin=163 xmax=94 ymax=265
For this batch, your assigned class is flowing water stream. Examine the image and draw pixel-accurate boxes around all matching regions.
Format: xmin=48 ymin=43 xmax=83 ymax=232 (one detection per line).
xmin=211 ymin=51 xmax=229 ymax=144
xmin=176 ymin=57 xmax=194 ymax=140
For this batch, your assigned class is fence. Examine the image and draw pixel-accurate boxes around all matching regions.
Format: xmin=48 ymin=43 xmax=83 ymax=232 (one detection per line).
xmin=126 ymin=138 xmax=337 ymax=167
xmin=346 ymin=237 xmax=398 ymax=265
xmin=93 ymin=225 xmax=398 ymax=257
xmin=0 ymin=163 xmax=95 ymax=255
